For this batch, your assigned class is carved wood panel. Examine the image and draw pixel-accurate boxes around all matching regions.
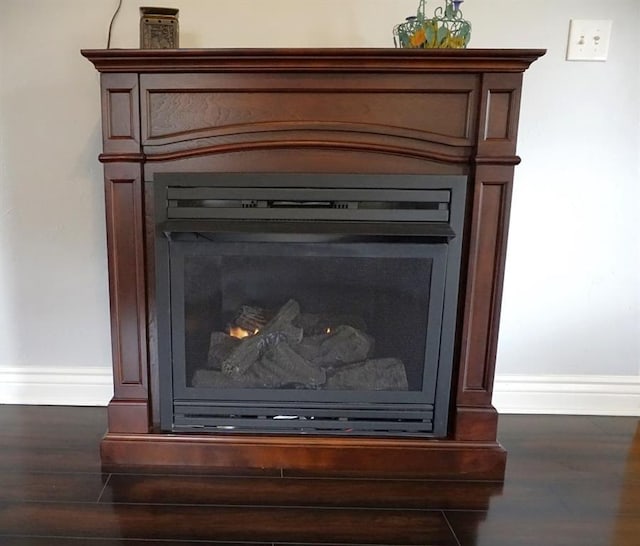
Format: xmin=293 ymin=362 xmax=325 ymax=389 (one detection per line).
xmin=101 ymin=74 xmax=140 ymax=156
xmin=477 ymin=73 xmax=523 ymax=160
xmin=139 ymin=74 xmax=477 ymax=158
xmin=145 ymin=90 xmax=472 ymax=139
xmin=104 ymin=164 xmax=148 ymax=402
xmin=457 ymin=165 xmax=514 ymax=407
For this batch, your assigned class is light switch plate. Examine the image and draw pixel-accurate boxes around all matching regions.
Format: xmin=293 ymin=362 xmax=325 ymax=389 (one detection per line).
xmin=566 ymin=19 xmax=612 ymax=61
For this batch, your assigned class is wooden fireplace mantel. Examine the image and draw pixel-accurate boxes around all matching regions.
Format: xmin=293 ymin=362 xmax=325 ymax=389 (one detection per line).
xmin=83 ymin=47 xmax=543 ymax=73
xmin=83 ymin=48 xmax=544 ymax=479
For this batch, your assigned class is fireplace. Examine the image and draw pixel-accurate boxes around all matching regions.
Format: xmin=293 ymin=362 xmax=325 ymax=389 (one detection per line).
xmin=82 ymin=48 xmax=544 ymax=478
xmin=155 ymin=173 xmax=466 ymax=436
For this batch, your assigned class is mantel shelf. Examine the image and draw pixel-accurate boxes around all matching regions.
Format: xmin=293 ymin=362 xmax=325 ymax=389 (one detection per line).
xmin=81 ymin=48 xmax=545 ymax=73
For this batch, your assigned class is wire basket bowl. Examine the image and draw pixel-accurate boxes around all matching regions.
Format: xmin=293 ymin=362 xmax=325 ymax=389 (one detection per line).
xmin=393 ymin=0 xmax=471 ymax=49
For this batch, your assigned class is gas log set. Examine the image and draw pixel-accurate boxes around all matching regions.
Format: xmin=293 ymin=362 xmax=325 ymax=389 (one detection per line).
xmin=192 ymin=299 xmax=409 ymax=391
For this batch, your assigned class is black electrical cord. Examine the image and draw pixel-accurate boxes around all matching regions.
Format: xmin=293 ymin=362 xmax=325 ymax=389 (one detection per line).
xmin=106 ymin=0 xmax=123 ymax=48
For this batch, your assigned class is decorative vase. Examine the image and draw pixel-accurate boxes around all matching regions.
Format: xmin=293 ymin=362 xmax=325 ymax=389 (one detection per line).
xmin=393 ymin=0 xmax=471 ymax=49
xmin=140 ymin=7 xmax=179 ymax=49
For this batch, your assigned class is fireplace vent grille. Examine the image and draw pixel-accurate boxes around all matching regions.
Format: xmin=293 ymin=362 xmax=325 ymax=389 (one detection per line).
xmin=166 ymin=187 xmax=451 ymax=223
xmin=173 ymin=402 xmax=434 ymax=436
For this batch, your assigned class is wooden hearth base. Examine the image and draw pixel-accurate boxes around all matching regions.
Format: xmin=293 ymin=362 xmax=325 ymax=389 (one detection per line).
xmin=101 ymin=434 xmax=506 ymax=480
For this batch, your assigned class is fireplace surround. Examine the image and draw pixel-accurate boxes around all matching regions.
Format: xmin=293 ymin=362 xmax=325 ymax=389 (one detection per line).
xmin=83 ymin=48 xmax=544 ymax=479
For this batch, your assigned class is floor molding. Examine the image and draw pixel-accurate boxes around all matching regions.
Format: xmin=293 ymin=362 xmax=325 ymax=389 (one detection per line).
xmin=0 ymin=366 xmax=113 ymax=406
xmin=1 ymin=367 xmax=639 ymax=416
xmin=493 ymin=374 xmax=640 ymax=416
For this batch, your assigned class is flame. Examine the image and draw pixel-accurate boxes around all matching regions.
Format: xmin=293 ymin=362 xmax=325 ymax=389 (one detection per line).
xmin=229 ymin=326 xmax=252 ymax=339
xmin=326 ymin=327 xmax=332 ymax=334
xmin=229 ymin=326 xmax=260 ymax=339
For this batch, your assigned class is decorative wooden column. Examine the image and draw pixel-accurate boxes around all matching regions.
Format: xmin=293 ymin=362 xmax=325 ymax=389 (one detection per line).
xmin=83 ymin=48 xmax=544 ymax=479
xmin=99 ymin=73 xmax=149 ymax=433
xmin=454 ymin=71 xmax=526 ymax=442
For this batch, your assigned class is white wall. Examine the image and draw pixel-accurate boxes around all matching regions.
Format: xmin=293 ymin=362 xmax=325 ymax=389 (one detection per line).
xmin=0 ymin=0 xmax=638 ymax=413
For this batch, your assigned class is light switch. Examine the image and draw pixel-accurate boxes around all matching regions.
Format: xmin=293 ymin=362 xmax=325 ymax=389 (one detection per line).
xmin=566 ymin=19 xmax=612 ymax=61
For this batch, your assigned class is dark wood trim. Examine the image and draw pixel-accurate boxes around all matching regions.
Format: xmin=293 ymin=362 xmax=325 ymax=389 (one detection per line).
xmin=100 ymin=74 xmax=140 ymax=156
xmin=141 ymin=140 xmax=472 ymax=164
xmin=477 ymin=73 xmax=524 ymax=158
xmin=453 ymin=406 xmax=500 ymax=441
xmin=101 ymin=432 xmax=507 ymax=480
xmin=457 ymin=166 xmax=514 ymax=406
xmin=474 ymin=155 xmax=521 ymax=166
xmin=99 ymin=153 xmax=145 ymax=163
xmin=82 ymin=48 xmax=546 ymax=73
xmin=107 ymin=399 xmax=149 ymax=433
xmin=103 ymin=163 xmax=149 ymax=406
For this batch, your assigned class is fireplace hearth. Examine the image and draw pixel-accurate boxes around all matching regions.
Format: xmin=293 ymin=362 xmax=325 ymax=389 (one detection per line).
xmin=83 ymin=48 xmax=544 ymax=479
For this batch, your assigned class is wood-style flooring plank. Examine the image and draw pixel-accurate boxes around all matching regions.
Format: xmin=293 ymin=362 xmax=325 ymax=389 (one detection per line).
xmin=101 ymin=465 xmax=281 ymax=477
xmin=501 ymin=420 xmax=639 ymax=485
xmin=588 ymin=416 xmax=640 ymax=437
xmin=0 ymin=536 xmax=270 ymax=546
xmin=103 ymin=473 xmax=503 ymax=510
xmin=498 ymin=415 xmax=637 ymax=442
xmin=548 ymin=475 xmax=640 ymax=517
xmin=0 ymin=472 xmax=108 ymax=503
xmin=0 ymin=502 xmax=457 ymax=545
xmin=0 ymin=407 xmax=639 ymax=546
xmin=504 ymin=440 xmax=635 ymax=483
xmin=0 ymin=405 xmax=104 ymax=473
xmin=446 ymin=509 xmax=640 ymax=546
xmin=0 ymin=446 xmax=102 ymax=474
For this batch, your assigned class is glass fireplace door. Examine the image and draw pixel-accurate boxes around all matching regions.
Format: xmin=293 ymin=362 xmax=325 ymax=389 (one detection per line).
xmin=160 ymin=237 xmax=451 ymax=436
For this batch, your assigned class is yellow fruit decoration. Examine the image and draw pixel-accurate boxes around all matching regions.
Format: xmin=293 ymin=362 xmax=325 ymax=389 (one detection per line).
xmin=410 ymin=28 xmax=426 ymax=47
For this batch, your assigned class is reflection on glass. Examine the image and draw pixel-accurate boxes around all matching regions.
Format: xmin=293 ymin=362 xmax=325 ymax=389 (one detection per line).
xmin=182 ymin=254 xmax=432 ymax=392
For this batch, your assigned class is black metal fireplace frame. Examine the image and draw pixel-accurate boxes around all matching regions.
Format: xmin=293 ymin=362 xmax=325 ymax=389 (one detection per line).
xmin=153 ymin=173 xmax=467 ymax=437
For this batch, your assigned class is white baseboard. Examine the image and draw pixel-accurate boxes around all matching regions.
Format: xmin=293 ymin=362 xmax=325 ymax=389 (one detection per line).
xmin=1 ymin=367 xmax=639 ymax=416
xmin=0 ymin=366 xmax=113 ymax=406
xmin=493 ymin=374 xmax=640 ymax=416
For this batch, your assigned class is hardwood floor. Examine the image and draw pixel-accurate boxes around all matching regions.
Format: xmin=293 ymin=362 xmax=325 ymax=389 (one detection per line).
xmin=0 ymin=405 xmax=637 ymax=545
